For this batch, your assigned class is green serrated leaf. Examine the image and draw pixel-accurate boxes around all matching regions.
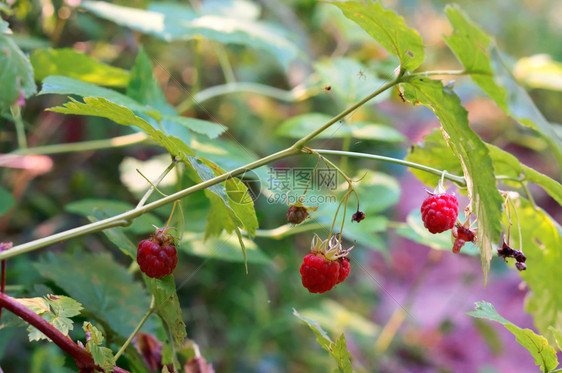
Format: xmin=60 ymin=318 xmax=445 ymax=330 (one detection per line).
xmin=144 ymin=275 xmax=187 ymax=346
xmin=43 ymin=313 xmax=74 ymax=336
xmin=506 ymin=197 xmax=562 ymax=347
xmin=82 ymin=1 xmax=302 ymax=69
xmin=331 ymin=1 xmax=424 ymax=71
xmin=444 ymin=5 xmax=562 ymax=169
xmin=276 ymin=112 xmax=404 ymax=142
xmin=40 ymin=76 xmax=225 ymax=138
xmin=65 ymin=199 xmax=162 ymax=234
xmin=331 ymin=334 xmax=353 ymax=373
xmin=83 ymin=322 xmax=116 ymax=373
xmin=30 ymin=48 xmax=129 ymax=87
xmin=0 ymin=28 xmax=37 ymax=110
xmin=401 ymin=77 xmax=503 ymax=283
xmin=34 ymin=252 xmax=152 ymax=337
xmin=469 ymin=301 xmax=559 ymax=372
xmin=0 ymin=186 xmax=15 ymax=217
xmin=293 ymin=308 xmax=332 ymax=352
xmin=46 ymin=295 xmax=83 ymax=318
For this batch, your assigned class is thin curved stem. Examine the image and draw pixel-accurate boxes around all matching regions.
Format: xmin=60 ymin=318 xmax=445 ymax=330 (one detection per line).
xmin=11 ymin=132 xmax=149 ymax=156
xmin=11 ymin=106 xmax=28 ymax=149
xmin=114 ymin=296 xmax=155 ymax=361
xmin=311 ymin=149 xmax=467 ymax=186
xmin=136 ymin=160 xmax=177 ymax=208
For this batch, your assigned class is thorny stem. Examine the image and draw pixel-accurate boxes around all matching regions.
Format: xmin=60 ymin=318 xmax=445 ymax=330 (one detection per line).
xmin=114 ymin=296 xmax=155 ymax=361
xmin=0 ymin=293 xmax=131 ymax=372
xmin=1 ymin=76 xmax=404 ymax=261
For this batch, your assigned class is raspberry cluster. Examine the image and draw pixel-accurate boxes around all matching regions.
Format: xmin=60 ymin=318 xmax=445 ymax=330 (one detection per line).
xmin=300 ymin=235 xmax=353 ymax=294
xmin=137 ymin=227 xmax=178 ymax=278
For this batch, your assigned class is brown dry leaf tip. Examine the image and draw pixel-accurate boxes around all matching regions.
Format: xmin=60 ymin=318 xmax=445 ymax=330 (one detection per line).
xmin=351 ymin=210 xmax=365 ymax=223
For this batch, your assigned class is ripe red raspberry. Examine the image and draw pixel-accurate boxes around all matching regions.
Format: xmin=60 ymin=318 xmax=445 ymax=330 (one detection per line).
xmin=300 ymin=254 xmax=341 ymax=293
xmin=421 ymin=193 xmax=458 ymax=234
xmin=336 ymin=257 xmax=351 ymax=284
xmin=137 ymin=239 xmax=178 ymax=278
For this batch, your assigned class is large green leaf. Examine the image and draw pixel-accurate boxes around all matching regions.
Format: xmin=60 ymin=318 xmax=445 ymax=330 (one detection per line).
xmin=330 ymin=1 xmax=424 ymax=71
xmin=65 ymin=199 xmax=162 ymax=234
xmin=33 ymin=252 xmax=152 ymax=337
xmin=81 ymin=1 xmax=302 ymax=69
xmin=30 ymin=48 xmax=129 ymax=87
xmin=50 ymin=97 xmax=257 ymax=265
xmin=0 ymin=24 xmax=36 ymax=110
xmin=468 ymin=301 xmax=559 ymax=372
xmin=506 ymin=197 xmax=562 ymax=347
xmin=40 ymin=76 xmax=226 ymax=138
xmin=276 ymin=113 xmax=404 ymax=142
xmin=444 ymin=5 xmax=562 ymax=169
xmin=401 ymin=77 xmax=503 ymax=283
xmin=144 ymin=275 xmax=187 ymax=346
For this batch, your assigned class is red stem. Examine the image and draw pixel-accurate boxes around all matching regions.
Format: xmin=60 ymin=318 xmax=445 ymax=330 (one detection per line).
xmin=0 ymin=293 xmax=130 ymax=373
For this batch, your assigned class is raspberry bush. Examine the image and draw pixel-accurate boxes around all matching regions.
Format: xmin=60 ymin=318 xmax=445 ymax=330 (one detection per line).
xmin=0 ymin=1 xmax=561 ymax=372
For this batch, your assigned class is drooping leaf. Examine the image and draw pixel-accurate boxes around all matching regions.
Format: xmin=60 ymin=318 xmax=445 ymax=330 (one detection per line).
xmin=444 ymin=5 xmax=562 ymax=168
xmin=144 ymin=275 xmax=187 ymax=346
xmin=30 ymin=48 xmax=129 ymax=87
xmin=34 ymin=252 xmax=152 ymax=337
xmin=81 ymin=0 xmax=302 ymax=69
xmin=0 ymin=186 xmax=15 ymax=217
xmin=65 ymin=199 xmax=162 ymax=234
xmin=401 ymin=77 xmax=503 ymax=283
xmin=276 ymin=112 xmax=404 ymax=142
xmin=330 ymin=1 xmax=424 ymax=71
xmin=40 ymin=76 xmax=226 ymax=138
xmin=468 ymin=301 xmax=559 ymax=372
xmin=293 ymin=308 xmax=332 ymax=351
xmin=505 ymin=197 xmax=562 ymax=347
xmin=83 ymin=322 xmax=116 ymax=373
xmin=0 ymin=23 xmax=36 ymax=110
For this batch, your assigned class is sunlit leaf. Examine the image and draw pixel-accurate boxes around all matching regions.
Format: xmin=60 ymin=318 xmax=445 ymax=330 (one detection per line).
xmin=330 ymin=1 xmax=424 ymax=71
xmin=469 ymin=301 xmax=559 ymax=372
xmin=31 ymin=48 xmax=129 ymax=87
xmin=40 ymin=76 xmax=226 ymax=138
xmin=401 ymin=77 xmax=503 ymax=283
xmin=82 ymin=1 xmax=302 ymax=69
xmin=444 ymin=5 xmax=562 ymax=168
